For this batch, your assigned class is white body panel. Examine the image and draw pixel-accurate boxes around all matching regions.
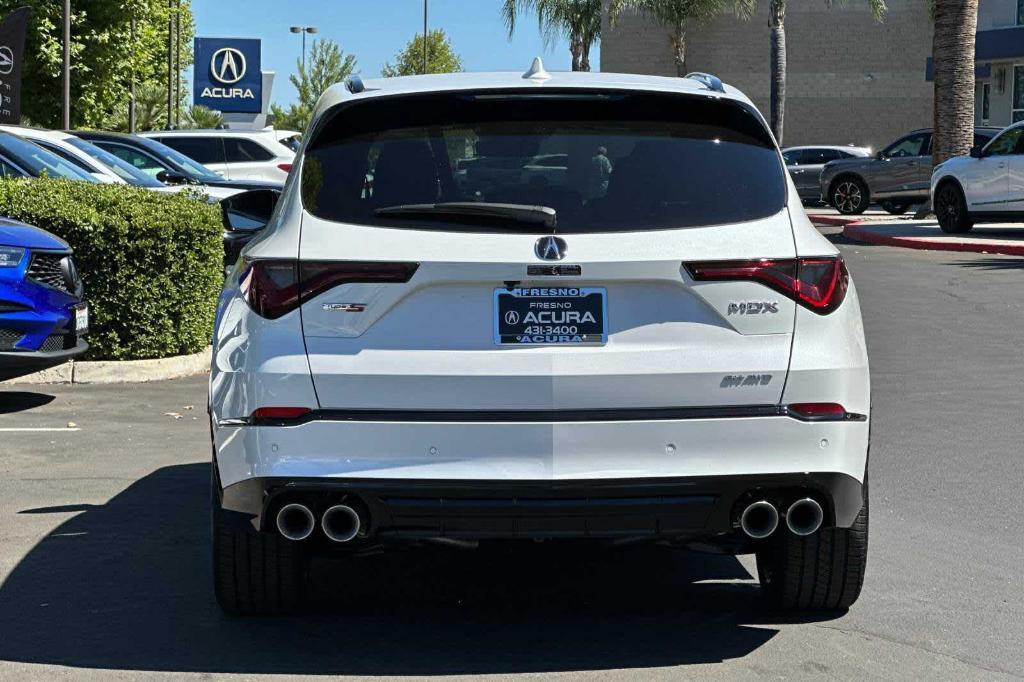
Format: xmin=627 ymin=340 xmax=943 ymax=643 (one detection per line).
xmin=140 ymin=130 xmax=294 ymax=183
xmin=932 ymin=121 xmax=1024 ymax=214
xmin=210 ymin=70 xmax=870 ymax=503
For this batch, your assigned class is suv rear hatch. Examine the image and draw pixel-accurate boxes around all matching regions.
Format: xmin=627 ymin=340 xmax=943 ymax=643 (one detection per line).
xmin=291 ymin=89 xmax=799 ymax=412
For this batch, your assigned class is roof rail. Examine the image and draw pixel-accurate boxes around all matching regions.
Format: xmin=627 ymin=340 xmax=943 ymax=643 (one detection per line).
xmin=345 ymin=74 xmax=365 ymax=94
xmin=684 ymin=72 xmax=725 ymax=94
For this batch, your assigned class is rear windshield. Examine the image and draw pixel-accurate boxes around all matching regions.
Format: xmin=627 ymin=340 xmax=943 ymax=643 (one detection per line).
xmin=301 ymin=90 xmax=785 ymax=232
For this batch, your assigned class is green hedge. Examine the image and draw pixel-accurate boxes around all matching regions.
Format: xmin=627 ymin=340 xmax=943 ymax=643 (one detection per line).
xmin=0 ymin=178 xmax=223 ymax=360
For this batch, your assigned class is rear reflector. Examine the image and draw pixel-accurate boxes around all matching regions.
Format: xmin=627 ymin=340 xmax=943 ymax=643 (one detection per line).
xmin=786 ymin=403 xmax=848 ymax=421
xmin=277 ymin=163 xmax=293 ymax=173
xmin=241 ymin=260 xmax=419 ymax=319
xmin=685 ymin=256 xmax=849 ymax=314
xmin=250 ymin=407 xmax=312 ymax=420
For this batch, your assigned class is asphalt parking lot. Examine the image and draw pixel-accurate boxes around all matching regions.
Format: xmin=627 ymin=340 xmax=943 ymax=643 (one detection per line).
xmin=0 ymin=233 xmax=1022 ymax=680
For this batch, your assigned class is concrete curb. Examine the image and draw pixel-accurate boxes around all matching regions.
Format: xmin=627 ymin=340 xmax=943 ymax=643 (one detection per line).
xmin=5 ymin=347 xmax=211 ymax=385
xmin=842 ymin=222 xmax=1024 ymax=257
xmin=809 ymin=215 xmax=1024 ymax=257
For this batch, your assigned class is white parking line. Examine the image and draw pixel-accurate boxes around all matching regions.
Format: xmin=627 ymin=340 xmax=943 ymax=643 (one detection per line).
xmin=0 ymin=427 xmax=80 ymax=432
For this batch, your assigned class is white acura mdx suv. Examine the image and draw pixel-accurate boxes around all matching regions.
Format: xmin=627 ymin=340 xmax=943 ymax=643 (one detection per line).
xmin=209 ymin=63 xmax=871 ymax=615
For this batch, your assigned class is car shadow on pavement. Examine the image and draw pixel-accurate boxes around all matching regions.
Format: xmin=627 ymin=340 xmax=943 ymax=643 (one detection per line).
xmin=0 ymin=463 xmax=841 ymax=675
xmin=949 ymin=257 xmax=1024 ymax=271
xmin=0 ymin=391 xmax=55 ymax=414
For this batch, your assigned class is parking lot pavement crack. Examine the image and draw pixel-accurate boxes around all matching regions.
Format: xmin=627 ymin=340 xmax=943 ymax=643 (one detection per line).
xmin=811 ymin=623 xmax=1023 ymax=678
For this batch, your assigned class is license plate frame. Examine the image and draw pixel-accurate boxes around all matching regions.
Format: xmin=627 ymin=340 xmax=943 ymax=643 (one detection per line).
xmin=74 ymin=304 xmax=89 ymax=333
xmin=493 ymin=287 xmax=607 ymax=346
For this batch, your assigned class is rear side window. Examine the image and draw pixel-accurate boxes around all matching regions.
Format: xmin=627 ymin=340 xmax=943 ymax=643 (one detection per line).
xmin=223 ymin=137 xmax=276 ymax=162
xmin=156 ymin=136 xmax=225 ymax=166
xmin=302 ymin=90 xmax=786 ymax=232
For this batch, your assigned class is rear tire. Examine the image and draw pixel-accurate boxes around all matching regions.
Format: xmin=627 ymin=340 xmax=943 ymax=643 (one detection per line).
xmin=880 ymin=201 xmax=909 ymax=215
xmin=212 ymin=468 xmax=308 ymax=615
xmin=831 ymin=177 xmax=869 ymax=215
xmin=755 ymin=495 xmax=868 ymax=611
xmin=935 ymin=182 xmax=974 ymax=234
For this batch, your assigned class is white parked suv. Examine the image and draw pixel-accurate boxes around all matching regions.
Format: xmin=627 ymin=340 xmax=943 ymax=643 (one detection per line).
xmin=209 ymin=64 xmax=871 ymax=615
xmin=140 ymin=129 xmax=295 ymax=183
xmin=931 ymin=121 xmax=1024 ymax=233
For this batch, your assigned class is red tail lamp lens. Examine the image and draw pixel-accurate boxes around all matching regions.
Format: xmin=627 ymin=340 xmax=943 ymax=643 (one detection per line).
xmin=686 ymin=256 xmax=849 ymax=314
xmin=277 ymin=163 xmax=293 ymax=173
xmin=250 ymin=407 xmax=312 ymax=420
xmin=241 ymin=260 xmax=419 ymax=319
xmin=786 ymin=403 xmax=847 ymax=421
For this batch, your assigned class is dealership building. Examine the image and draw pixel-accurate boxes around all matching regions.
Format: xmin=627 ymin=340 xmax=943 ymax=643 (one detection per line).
xmin=601 ymin=0 xmax=1024 ymax=149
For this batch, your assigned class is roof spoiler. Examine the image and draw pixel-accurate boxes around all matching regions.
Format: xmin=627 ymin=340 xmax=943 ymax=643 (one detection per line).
xmin=685 ymin=72 xmax=726 ymax=94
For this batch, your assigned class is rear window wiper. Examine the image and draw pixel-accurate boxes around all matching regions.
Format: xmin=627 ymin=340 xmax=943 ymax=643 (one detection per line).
xmin=375 ymin=202 xmax=557 ymax=230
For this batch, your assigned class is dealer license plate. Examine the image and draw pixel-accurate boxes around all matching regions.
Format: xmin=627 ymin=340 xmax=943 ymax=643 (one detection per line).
xmin=493 ymin=287 xmax=606 ymax=345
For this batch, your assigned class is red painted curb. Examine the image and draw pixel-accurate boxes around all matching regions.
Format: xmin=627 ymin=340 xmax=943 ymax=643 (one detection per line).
xmin=842 ymin=223 xmax=1024 ymax=257
xmin=807 ymin=215 xmax=860 ymax=227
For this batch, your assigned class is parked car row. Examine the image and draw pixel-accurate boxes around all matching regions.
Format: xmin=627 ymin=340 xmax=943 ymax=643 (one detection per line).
xmin=0 ymin=126 xmax=297 ymax=382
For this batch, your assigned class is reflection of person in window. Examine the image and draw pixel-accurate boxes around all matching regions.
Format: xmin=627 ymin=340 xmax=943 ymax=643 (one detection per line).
xmin=592 ymin=146 xmax=613 ymax=194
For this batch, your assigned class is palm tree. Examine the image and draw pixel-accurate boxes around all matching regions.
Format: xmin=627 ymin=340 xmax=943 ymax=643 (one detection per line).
xmin=931 ymin=0 xmax=978 ymax=166
xmin=182 ymin=105 xmax=224 ymax=129
xmin=502 ymin=0 xmax=603 ymax=71
xmin=612 ymin=0 xmax=755 ymax=77
xmin=761 ymin=0 xmax=887 ymax=145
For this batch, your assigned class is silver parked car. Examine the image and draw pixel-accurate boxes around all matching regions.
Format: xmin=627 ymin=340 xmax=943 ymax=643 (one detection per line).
xmin=819 ymin=127 xmax=1001 ymax=215
xmin=782 ymin=145 xmax=871 ymax=204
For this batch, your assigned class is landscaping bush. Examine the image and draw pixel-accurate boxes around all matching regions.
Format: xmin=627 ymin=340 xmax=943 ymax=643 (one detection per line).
xmin=0 ymin=178 xmax=223 ymax=360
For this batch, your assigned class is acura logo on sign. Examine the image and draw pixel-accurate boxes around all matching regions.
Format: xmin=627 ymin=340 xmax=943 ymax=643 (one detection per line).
xmin=535 ymin=236 xmax=567 ymax=261
xmin=0 ymin=46 xmax=13 ymax=76
xmin=211 ymin=47 xmax=246 ymax=84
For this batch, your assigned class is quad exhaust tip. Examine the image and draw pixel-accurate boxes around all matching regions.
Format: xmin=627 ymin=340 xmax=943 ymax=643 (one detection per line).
xmin=321 ymin=504 xmax=362 ymax=543
xmin=786 ymin=498 xmax=824 ymax=536
xmin=276 ymin=503 xmax=315 ymax=541
xmin=740 ymin=500 xmax=779 ymax=539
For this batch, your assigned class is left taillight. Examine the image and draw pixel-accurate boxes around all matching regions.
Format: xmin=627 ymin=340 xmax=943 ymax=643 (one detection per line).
xmin=240 ymin=260 xmax=419 ymax=319
xmin=277 ymin=163 xmax=293 ymax=174
xmin=685 ymin=255 xmax=849 ymax=315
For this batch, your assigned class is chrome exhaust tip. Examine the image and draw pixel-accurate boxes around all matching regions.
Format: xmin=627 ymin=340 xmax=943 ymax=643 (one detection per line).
xmin=276 ymin=503 xmax=315 ymax=541
xmin=740 ymin=500 xmax=779 ymax=539
xmin=786 ymin=497 xmax=824 ymax=536
xmin=321 ymin=504 xmax=362 ymax=543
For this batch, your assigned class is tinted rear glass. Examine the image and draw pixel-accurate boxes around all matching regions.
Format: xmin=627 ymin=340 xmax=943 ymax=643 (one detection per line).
xmin=302 ymin=90 xmax=785 ymax=232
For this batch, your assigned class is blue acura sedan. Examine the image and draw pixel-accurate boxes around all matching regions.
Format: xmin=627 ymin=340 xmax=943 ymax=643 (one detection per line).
xmin=0 ymin=219 xmax=88 ymax=381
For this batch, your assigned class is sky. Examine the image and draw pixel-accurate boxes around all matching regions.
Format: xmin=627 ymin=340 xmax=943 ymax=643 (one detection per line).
xmin=191 ymin=0 xmax=599 ymax=109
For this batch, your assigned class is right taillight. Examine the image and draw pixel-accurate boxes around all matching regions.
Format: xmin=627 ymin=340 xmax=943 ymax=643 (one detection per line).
xmin=240 ymin=260 xmax=419 ymax=319
xmin=685 ymin=256 xmax=848 ymax=315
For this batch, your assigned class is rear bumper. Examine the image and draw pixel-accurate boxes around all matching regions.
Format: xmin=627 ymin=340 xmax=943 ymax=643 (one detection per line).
xmin=221 ymin=472 xmax=865 ymax=540
xmin=0 ymin=338 xmax=87 ymax=381
xmin=214 ymin=412 xmax=870 ymax=540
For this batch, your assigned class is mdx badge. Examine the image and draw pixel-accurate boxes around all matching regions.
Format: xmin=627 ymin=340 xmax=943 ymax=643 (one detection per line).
xmin=535 ymin=236 xmax=567 ymax=261
xmin=728 ymin=301 xmax=779 ymax=315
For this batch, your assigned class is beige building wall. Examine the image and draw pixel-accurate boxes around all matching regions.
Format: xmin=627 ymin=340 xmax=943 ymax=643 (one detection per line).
xmin=601 ymin=0 xmax=935 ymax=150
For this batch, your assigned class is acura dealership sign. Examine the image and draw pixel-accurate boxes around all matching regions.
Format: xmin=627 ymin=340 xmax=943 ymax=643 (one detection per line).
xmin=194 ymin=37 xmax=262 ymax=113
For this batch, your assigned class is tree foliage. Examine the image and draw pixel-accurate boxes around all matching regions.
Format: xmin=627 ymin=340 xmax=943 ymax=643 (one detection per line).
xmin=381 ymin=29 xmax=463 ymax=77
xmin=270 ymin=39 xmax=356 ymax=133
xmin=502 ymin=0 xmax=601 ymax=71
xmin=182 ymin=104 xmax=224 ymax=129
xmin=0 ymin=0 xmax=195 ymax=129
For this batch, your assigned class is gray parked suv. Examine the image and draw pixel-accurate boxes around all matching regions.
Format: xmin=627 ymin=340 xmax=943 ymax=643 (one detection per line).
xmin=820 ymin=127 xmax=1001 ymax=215
xmin=782 ymin=145 xmax=871 ymax=204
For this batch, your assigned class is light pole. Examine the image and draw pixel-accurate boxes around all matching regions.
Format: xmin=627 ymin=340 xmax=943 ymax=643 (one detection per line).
xmin=422 ymin=0 xmax=428 ymax=75
xmin=289 ymin=25 xmax=318 ymax=72
xmin=62 ymin=0 xmax=70 ymax=129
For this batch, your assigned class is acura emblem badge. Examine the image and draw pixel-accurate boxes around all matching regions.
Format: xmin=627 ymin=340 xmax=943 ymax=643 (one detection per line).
xmin=535 ymin=236 xmax=567 ymax=261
